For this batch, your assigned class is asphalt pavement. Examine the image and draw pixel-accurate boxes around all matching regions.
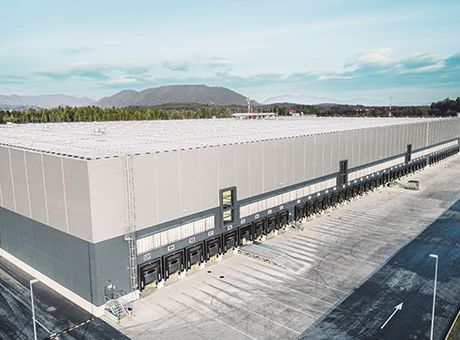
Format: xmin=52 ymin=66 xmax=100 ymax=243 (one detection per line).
xmin=0 ymin=258 xmax=128 ymax=340
xmin=299 ymin=198 xmax=460 ymax=340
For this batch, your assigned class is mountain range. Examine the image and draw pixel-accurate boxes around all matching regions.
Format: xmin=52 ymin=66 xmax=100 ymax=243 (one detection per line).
xmin=97 ymin=85 xmax=253 ymax=107
xmin=262 ymin=94 xmax=430 ymax=107
xmin=0 ymin=94 xmax=95 ymax=109
xmin=0 ymin=85 xmax=429 ymax=109
xmin=0 ymin=85 xmax=254 ymax=109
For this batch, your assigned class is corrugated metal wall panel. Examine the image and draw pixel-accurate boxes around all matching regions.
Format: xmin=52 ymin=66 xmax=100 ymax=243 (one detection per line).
xmin=322 ymin=134 xmax=333 ymax=175
xmin=357 ymin=129 xmax=365 ymax=166
xmin=263 ymin=140 xmax=276 ymax=192
xmin=418 ymin=123 xmax=425 ymax=148
xmin=63 ymin=158 xmax=92 ymax=240
xmin=198 ymin=147 xmax=219 ymax=211
xmin=402 ymin=125 xmax=408 ymax=151
xmin=348 ymin=130 xmax=359 ymax=168
xmin=379 ymin=127 xmax=387 ymax=159
xmin=314 ymin=135 xmax=324 ymax=177
xmin=3 ymin=119 xmax=457 ymax=243
xmin=87 ymin=157 xmax=126 ymax=243
xmin=179 ymin=149 xmax=201 ymax=217
xmin=293 ymin=137 xmax=305 ymax=184
xmin=428 ymin=121 xmax=436 ymax=145
xmin=10 ymin=149 xmax=29 ymax=217
xmin=235 ymin=143 xmax=250 ymax=199
xmin=388 ymin=126 xmax=395 ymax=156
xmin=284 ymin=138 xmax=295 ymax=186
xmin=156 ymin=151 xmax=181 ymax=225
xmin=407 ymin=124 xmax=413 ymax=150
xmin=337 ymin=132 xmax=347 ymax=163
xmin=217 ymin=144 xmax=235 ymax=189
xmin=132 ymin=154 xmax=157 ymax=229
xmin=368 ymin=128 xmax=376 ymax=163
xmin=397 ymin=125 xmax=405 ymax=154
xmin=412 ymin=124 xmax=419 ymax=149
xmin=42 ymin=154 xmax=67 ymax=233
xmin=330 ymin=132 xmax=339 ymax=174
xmin=375 ymin=127 xmax=381 ymax=160
xmin=360 ymin=129 xmax=367 ymax=165
xmin=25 ymin=152 xmax=48 ymax=225
xmin=275 ymin=139 xmax=286 ymax=188
xmin=249 ymin=141 xmax=264 ymax=196
xmin=304 ymin=135 xmax=315 ymax=180
xmin=0 ymin=147 xmax=15 ymax=211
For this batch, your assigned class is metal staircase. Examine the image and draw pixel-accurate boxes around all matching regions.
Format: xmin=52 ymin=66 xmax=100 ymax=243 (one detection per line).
xmin=106 ymin=298 xmax=130 ymax=322
xmin=124 ymin=155 xmax=138 ymax=292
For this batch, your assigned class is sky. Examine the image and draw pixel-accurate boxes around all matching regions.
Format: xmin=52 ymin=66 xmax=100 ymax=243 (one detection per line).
xmin=0 ymin=0 xmax=459 ymax=104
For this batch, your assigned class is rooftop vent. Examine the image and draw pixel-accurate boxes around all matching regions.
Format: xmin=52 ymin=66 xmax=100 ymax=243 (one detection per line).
xmin=93 ymin=126 xmax=106 ymax=136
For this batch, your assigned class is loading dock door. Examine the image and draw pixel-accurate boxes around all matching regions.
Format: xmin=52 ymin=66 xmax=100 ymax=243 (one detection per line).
xmin=325 ymin=195 xmax=332 ymax=209
xmin=346 ymin=187 xmax=352 ymax=199
xmin=314 ymin=199 xmax=321 ymax=213
xmin=163 ymin=250 xmax=184 ymax=280
xmin=254 ymin=220 xmax=265 ymax=240
xmin=295 ymin=204 xmax=305 ymax=221
xmin=223 ymin=230 xmax=238 ymax=253
xmin=186 ymin=243 xmax=204 ymax=270
xmin=278 ymin=211 xmax=289 ymax=228
xmin=205 ymin=236 xmax=222 ymax=261
xmin=337 ymin=191 xmax=343 ymax=204
xmin=364 ymin=181 xmax=370 ymax=191
xmin=332 ymin=192 xmax=339 ymax=206
xmin=267 ymin=216 xmax=277 ymax=234
xmin=305 ymin=201 xmax=311 ymax=217
xmin=139 ymin=259 xmax=162 ymax=291
xmin=239 ymin=224 xmax=253 ymax=245
xmin=352 ymin=185 xmax=358 ymax=197
xmin=306 ymin=201 xmax=314 ymax=217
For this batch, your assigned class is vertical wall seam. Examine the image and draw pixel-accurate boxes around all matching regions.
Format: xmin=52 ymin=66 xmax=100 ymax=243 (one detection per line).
xmin=8 ymin=148 xmax=16 ymax=212
xmin=177 ymin=152 xmax=183 ymax=216
xmin=60 ymin=157 xmax=70 ymax=233
xmin=0 ymin=150 xmax=3 ymax=206
xmin=41 ymin=154 xmax=50 ymax=225
xmin=85 ymin=160 xmax=93 ymax=243
xmin=153 ymin=155 xmax=160 ymax=225
xmin=23 ymin=150 xmax=32 ymax=217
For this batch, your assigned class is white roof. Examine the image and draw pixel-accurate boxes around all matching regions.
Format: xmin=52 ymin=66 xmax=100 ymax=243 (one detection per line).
xmin=0 ymin=117 xmax=442 ymax=159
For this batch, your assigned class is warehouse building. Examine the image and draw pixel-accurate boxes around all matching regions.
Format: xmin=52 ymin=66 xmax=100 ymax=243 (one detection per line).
xmin=0 ymin=117 xmax=459 ymax=316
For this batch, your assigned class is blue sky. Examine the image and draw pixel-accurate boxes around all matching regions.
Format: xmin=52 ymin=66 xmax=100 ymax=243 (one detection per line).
xmin=1 ymin=0 xmax=459 ymax=104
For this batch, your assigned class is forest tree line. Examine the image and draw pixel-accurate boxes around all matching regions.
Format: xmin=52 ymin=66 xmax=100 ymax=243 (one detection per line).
xmin=0 ymin=98 xmax=458 ymax=124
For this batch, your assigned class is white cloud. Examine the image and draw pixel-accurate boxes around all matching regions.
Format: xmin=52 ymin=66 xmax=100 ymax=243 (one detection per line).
xmin=107 ymin=77 xmax=139 ymax=85
xmin=356 ymin=48 xmax=394 ymax=65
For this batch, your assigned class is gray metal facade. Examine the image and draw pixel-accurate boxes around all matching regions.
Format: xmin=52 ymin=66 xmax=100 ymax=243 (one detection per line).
xmin=0 ymin=206 xmax=130 ymax=306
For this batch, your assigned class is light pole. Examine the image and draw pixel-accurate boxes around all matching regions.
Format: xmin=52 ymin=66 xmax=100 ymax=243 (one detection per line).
xmin=30 ymin=279 xmax=39 ymax=340
xmin=429 ymin=254 xmax=438 ymax=340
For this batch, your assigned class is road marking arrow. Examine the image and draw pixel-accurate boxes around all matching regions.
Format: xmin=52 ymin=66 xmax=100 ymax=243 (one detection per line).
xmin=380 ymin=302 xmax=403 ymax=329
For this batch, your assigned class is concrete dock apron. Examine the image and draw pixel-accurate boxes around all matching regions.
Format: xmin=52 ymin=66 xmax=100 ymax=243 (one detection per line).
xmin=111 ymin=155 xmax=460 ymax=340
